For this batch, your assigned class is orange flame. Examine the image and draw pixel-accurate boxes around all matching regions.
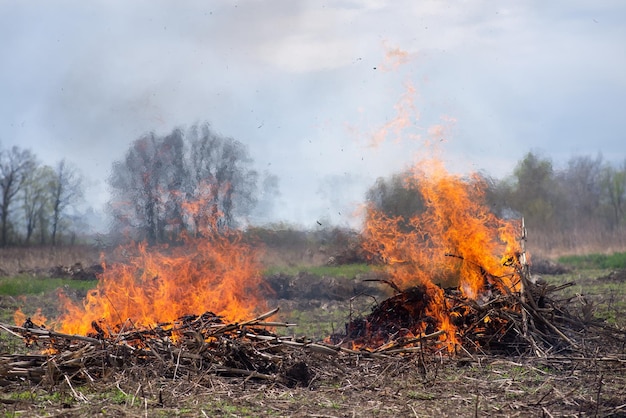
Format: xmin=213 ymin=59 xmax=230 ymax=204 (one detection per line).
xmin=378 ymin=41 xmax=412 ymax=72
xmin=362 ymin=159 xmax=521 ymax=348
xmin=55 ymin=231 xmax=266 ymax=336
xmin=369 ymin=82 xmax=419 ymax=148
xmin=54 ymin=187 xmax=267 ymax=336
xmin=14 ymin=308 xmax=47 ymax=328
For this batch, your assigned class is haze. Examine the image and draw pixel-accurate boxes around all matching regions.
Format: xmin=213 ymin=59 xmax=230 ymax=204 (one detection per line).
xmin=1 ymin=1 xmax=624 ymax=230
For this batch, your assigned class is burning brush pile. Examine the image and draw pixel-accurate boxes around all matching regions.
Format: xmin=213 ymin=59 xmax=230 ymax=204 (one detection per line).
xmin=1 ymin=307 xmax=333 ymax=388
xmin=329 ymin=160 xmax=619 ymax=356
xmin=0 ymin=160 xmax=622 ymax=388
xmin=1 ymin=229 xmax=334 ymax=388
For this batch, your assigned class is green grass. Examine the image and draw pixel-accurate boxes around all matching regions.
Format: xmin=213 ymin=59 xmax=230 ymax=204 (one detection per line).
xmin=0 ymin=275 xmax=96 ymax=296
xmin=557 ymin=252 xmax=626 ymax=269
xmin=543 ymin=268 xmax=626 ymax=326
xmin=263 ymin=263 xmax=375 ymax=277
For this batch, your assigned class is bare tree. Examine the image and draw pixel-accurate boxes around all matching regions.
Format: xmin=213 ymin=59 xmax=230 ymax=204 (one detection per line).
xmin=187 ymin=124 xmax=258 ymax=232
xmin=601 ymin=161 xmax=626 ymax=228
xmin=507 ymin=152 xmax=557 ymax=231
xmin=108 ymin=123 xmax=266 ymax=242
xmin=0 ymin=146 xmax=37 ymax=246
xmin=22 ymin=165 xmax=55 ymax=244
xmin=50 ymin=159 xmax=84 ymax=246
xmin=252 ymin=171 xmax=280 ymax=222
xmin=556 ymin=155 xmax=603 ymax=229
xmin=365 ymin=170 xmax=426 ymax=231
xmin=109 ymin=129 xmax=187 ymax=244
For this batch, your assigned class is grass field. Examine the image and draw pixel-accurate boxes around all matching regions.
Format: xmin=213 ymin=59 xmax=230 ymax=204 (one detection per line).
xmin=558 ymin=251 xmax=626 ymax=270
xmin=0 ymin=250 xmax=625 ymax=416
xmin=0 ymin=275 xmax=94 ymax=297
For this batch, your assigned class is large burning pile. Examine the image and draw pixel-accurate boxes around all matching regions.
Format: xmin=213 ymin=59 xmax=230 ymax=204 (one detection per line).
xmin=331 ymin=159 xmax=594 ymax=355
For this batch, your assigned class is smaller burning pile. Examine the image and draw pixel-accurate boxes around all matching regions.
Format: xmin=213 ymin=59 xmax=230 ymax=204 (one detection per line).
xmin=1 ymin=214 xmax=340 ymax=386
xmin=1 ymin=307 xmax=339 ymax=387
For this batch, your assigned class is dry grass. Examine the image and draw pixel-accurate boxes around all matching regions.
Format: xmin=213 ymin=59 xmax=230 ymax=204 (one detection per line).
xmin=527 ymin=227 xmax=626 ymax=259
xmin=259 ymin=246 xmax=332 ymax=269
xmin=0 ymin=246 xmax=101 ymax=276
xmin=1 ymin=353 xmax=624 ymax=417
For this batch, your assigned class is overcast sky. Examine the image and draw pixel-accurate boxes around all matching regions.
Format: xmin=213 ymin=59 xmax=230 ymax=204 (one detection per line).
xmin=1 ymin=1 xmax=625 ymax=230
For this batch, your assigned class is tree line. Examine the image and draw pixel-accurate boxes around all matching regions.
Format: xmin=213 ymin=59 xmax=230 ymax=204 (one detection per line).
xmin=4 ymin=120 xmax=623 ymax=251
xmin=366 ymin=152 xmax=626 ymax=249
xmin=492 ymin=152 xmax=625 ymax=232
xmin=0 ymin=145 xmax=83 ymax=246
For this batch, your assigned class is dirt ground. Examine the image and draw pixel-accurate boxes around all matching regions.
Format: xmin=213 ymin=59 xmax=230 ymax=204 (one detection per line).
xmin=1 ymin=353 xmax=624 ymax=417
xmin=1 ymin=251 xmax=625 ymax=417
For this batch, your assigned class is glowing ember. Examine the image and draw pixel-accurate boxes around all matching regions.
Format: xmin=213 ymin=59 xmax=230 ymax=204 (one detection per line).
xmin=362 ymin=159 xmax=522 ymax=349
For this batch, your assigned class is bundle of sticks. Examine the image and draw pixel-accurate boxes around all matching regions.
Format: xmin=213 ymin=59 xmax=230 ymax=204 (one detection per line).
xmin=0 ymin=308 xmax=340 ymax=387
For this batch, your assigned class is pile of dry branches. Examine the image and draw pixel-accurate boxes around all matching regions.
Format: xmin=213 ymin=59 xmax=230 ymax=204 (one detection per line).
xmin=0 ymin=308 xmax=342 ymax=388
xmin=330 ymin=257 xmax=624 ymax=357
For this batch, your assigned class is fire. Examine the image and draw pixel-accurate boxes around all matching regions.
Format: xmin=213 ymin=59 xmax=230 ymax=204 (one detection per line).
xmin=46 ymin=179 xmax=271 ymax=336
xmin=14 ymin=308 xmax=47 ymax=328
xmin=11 ymin=182 xmax=268 ymax=339
xmin=362 ymin=159 xmax=521 ymax=349
xmin=48 ymin=178 xmax=269 ymax=337
xmin=369 ymin=82 xmax=419 ymax=147
xmin=55 ymin=231 xmax=266 ymax=336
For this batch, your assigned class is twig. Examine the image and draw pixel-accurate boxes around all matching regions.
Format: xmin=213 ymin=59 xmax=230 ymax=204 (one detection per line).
xmin=0 ymin=324 xmax=26 ymax=339
xmin=132 ymin=383 xmax=142 ymax=407
xmin=240 ymin=308 xmax=280 ymax=325
xmin=214 ymin=366 xmax=273 ymax=380
xmin=534 ymin=385 xmax=554 ymax=406
xmin=173 ymin=347 xmax=183 ymax=381
xmin=474 ymin=392 xmax=480 ymax=418
xmin=362 ymin=278 xmax=402 ymax=294
xmin=0 ymin=323 xmax=102 ymax=344
xmin=594 ymin=373 xmax=603 ymax=418
xmin=64 ymin=374 xmax=87 ymax=403
xmin=375 ymin=330 xmax=446 ymax=353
